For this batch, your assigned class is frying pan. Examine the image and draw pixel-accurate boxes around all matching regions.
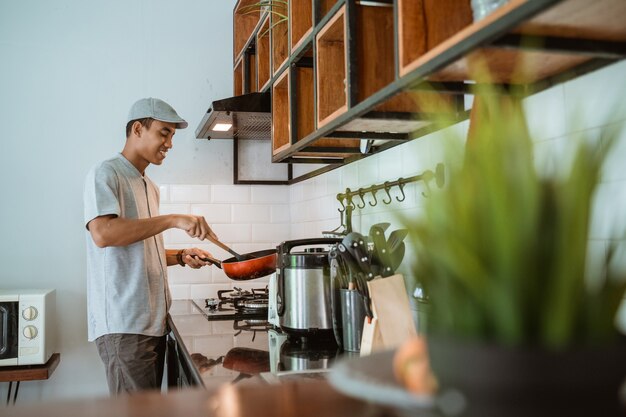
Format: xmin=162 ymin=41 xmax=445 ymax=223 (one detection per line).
xmin=200 ymin=249 xmax=277 ymax=281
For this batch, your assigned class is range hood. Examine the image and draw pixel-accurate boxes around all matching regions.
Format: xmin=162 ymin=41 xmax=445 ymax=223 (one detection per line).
xmin=195 ymin=92 xmax=271 ymax=140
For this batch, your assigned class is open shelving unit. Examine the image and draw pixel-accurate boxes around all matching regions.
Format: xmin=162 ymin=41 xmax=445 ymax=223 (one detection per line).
xmin=223 ymin=0 xmax=626 ymax=183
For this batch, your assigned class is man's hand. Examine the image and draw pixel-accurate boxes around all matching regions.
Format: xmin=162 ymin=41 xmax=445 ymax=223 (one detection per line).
xmin=174 ymin=215 xmax=219 ymax=241
xmin=180 ymin=247 xmax=215 ymax=269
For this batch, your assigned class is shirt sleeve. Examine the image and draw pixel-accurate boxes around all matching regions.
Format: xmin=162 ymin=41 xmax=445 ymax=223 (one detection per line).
xmin=84 ymin=163 xmax=121 ymax=229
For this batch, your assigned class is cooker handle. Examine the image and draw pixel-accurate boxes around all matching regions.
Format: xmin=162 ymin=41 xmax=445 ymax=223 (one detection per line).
xmin=278 ymin=238 xmax=342 ymax=256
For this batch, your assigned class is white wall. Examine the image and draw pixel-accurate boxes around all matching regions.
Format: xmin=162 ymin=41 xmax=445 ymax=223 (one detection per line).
xmin=0 ymin=0 xmax=239 ymax=402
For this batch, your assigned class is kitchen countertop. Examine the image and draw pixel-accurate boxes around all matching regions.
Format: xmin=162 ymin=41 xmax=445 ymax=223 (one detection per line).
xmin=167 ymin=299 xmax=349 ymax=388
xmin=8 ymin=300 xmax=394 ymax=417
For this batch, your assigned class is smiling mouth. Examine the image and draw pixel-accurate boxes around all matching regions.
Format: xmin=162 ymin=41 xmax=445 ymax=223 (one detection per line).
xmin=159 ymin=150 xmax=168 ymax=158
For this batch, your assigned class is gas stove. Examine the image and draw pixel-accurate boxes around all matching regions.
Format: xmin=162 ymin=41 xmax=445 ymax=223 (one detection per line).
xmin=192 ymin=287 xmax=270 ymax=321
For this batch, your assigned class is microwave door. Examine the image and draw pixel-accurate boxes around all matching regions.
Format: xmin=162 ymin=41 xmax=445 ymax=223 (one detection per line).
xmin=0 ymin=302 xmax=18 ymax=362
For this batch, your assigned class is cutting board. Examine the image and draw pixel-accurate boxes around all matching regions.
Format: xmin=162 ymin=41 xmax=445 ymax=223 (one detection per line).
xmin=361 ymin=274 xmax=417 ymax=355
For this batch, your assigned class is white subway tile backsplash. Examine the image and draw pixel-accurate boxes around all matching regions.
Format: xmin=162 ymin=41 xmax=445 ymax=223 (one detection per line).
xmin=340 ymin=162 xmax=359 ymax=191
xmin=231 ymin=242 xmax=274 ymax=254
xmin=313 ymin=175 xmax=328 ymax=199
xmin=290 ymin=183 xmax=305 ymax=204
xmin=211 ymin=185 xmax=250 ymax=203
xmin=251 ymin=185 xmax=289 ymax=203
xmin=590 ymin=181 xmax=626 ymax=240
xmin=190 ymin=283 xmax=231 ymax=300
xmin=159 ymin=185 xmax=169 ymax=203
xmin=191 ymin=204 xmax=232 ymax=223
xmin=211 ymin=223 xmax=251 ymax=243
xmin=325 ymin=169 xmax=341 ymax=196
xmin=377 ymin=145 xmax=405 ymax=182
xmin=160 ymin=204 xmax=191 ymax=215
xmin=211 ymin=269 xmax=232 ymax=284
xmin=524 ymin=84 xmax=567 ymax=142
xmin=232 ymin=204 xmax=271 ymax=223
xmin=169 ymin=284 xmax=190 ymax=300
xmin=270 ymin=204 xmax=291 ymax=223
xmin=290 ymin=201 xmax=307 ymax=223
xmin=358 ymin=156 xmax=379 ymax=187
xmin=602 ymin=121 xmax=626 ymax=182
xmin=163 ymin=228 xmax=201 ymax=245
xmin=170 ymin=185 xmax=211 ymax=203
xmin=564 ymin=60 xmax=626 ymax=131
xmin=168 ymin=265 xmax=212 ymax=285
xmin=251 ymin=223 xmax=290 ymax=243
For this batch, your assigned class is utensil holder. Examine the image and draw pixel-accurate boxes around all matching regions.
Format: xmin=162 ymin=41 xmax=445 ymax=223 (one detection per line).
xmin=340 ymin=289 xmax=366 ymax=352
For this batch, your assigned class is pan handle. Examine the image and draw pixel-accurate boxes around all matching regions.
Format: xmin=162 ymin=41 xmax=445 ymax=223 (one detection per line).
xmin=199 ymin=256 xmax=222 ymax=269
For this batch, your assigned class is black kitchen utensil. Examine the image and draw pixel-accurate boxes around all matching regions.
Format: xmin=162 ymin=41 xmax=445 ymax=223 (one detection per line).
xmin=369 ymin=224 xmax=395 ymax=277
xmin=387 ymin=229 xmax=409 ymax=253
xmin=342 ymin=232 xmax=374 ymax=280
xmin=389 ymin=242 xmax=405 ymax=272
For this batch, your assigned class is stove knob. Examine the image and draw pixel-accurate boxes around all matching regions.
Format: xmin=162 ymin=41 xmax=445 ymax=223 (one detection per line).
xmin=22 ymin=306 xmax=38 ymax=321
xmin=23 ymin=325 xmax=38 ymax=340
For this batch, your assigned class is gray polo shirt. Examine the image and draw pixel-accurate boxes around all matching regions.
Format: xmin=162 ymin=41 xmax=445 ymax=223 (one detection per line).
xmin=84 ymin=153 xmax=170 ymax=342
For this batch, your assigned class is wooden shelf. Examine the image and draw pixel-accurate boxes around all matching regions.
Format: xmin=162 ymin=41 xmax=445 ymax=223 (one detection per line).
xmin=272 ymin=69 xmax=290 ymax=155
xmin=272 ymin=8 xmax=289 ymax=76
xmin=0 ymin=353 xmax=60 ymax=382
xmin=220 ymin=0 xmax=625 ymax=181
xmin=290 ymin=0 xmax=313 ymax=52
xmin=292 ymin=59 xmax=360 ymax=159
xmin=234 ymin=57 xmax=243 ymax=96
xmin=398 ymin=0 xmax=473 ymax=77
xmin=318 ymin=0 xmax=338 ymax=22
xmin=316 ymin=5 xmax=347 ymax=127
xmin=247 ymin=49 xmax=258 ymax=93
xmin=271 ymin=0 xmax=625 ymax=165
xmin=257 ymin=16 xmax=271 ymax=91
xmin=234 ymin=0 xmax=263 ymax=61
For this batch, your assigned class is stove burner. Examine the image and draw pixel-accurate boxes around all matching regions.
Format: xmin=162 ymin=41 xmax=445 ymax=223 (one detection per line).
xmin=240 ymin=299 xmax=269 ymax=310
xmin=234 ymin=319 xmax=273 ymax=332
xmin=218 ymin=287 xmax=269 ymax=302
xmin=200 ymin=286 xmax=270 ymax=319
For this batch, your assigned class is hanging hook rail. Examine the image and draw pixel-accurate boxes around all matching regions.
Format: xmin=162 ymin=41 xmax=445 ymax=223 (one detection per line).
xmin=328 ymin=163 xmax=445 ymax=236
xmin=336 ymin=163 xmax=445 ymax=210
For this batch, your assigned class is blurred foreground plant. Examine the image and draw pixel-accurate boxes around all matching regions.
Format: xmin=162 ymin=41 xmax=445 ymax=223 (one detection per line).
xmin=401 ymin=85 xmax=626 ymax=349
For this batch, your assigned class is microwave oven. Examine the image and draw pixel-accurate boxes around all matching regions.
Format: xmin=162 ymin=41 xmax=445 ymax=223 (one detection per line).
xmin=0 ymin=289 xmax=56 ymax=366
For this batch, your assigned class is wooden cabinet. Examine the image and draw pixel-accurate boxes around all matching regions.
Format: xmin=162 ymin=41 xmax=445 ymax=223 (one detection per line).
xmin=230 ymin=0 xmax=626 ymax=179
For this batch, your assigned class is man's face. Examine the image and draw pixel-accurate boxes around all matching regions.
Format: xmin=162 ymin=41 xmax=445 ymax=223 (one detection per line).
xmin=137 ymin=120 xmax=177 ymax=166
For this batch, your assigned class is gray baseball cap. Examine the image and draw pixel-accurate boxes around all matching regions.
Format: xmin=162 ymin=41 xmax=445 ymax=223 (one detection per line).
xmin=127 ymin=97 xmax=188 ymax=129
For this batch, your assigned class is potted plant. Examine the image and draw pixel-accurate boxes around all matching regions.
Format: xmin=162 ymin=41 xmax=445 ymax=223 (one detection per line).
xmin=401 ymin=86 xmax=626 ymax=417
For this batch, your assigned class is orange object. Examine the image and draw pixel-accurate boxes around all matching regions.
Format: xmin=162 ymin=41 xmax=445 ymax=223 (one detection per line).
xmin=393 ymin=336 xmax=438 ymax=395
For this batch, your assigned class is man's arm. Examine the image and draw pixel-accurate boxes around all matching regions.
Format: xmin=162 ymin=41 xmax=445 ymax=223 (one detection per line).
xmin=87 ymin=214 xmax=217 ymax=248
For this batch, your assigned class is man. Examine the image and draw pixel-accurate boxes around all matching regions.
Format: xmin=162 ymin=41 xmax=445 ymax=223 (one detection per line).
xmin=84 ymin=97 xmax=216 ymax=395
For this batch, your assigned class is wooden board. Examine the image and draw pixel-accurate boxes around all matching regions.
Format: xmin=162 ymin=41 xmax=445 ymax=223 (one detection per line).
xmin=234 ymin=58 xmax=243 ymax=96
xmin=316 ymin=6 xmax=348 ymax=127
xmin=272 ymin=13 xmax=289 ymax=75
xmin=234 ymin=0 xmax=262 ymax=60
xmin=514 ymin=0 xmax=626 ymax=41
xmin=272 ymin=70 xmax=290 ymax=154
xmin=257 ymin=16 xmax=271 ymax=91
xmin=291 ymin=0 xmax=313 ymax=51
xmin=0 ymin=353 xmax=60 ymax=382
xmin=398 ymin=0 xmax=472 ymax=72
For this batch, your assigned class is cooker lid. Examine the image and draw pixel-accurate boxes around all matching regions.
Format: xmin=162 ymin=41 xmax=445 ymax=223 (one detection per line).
xmin=280 ymin=248 xmax=331 ymax=269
